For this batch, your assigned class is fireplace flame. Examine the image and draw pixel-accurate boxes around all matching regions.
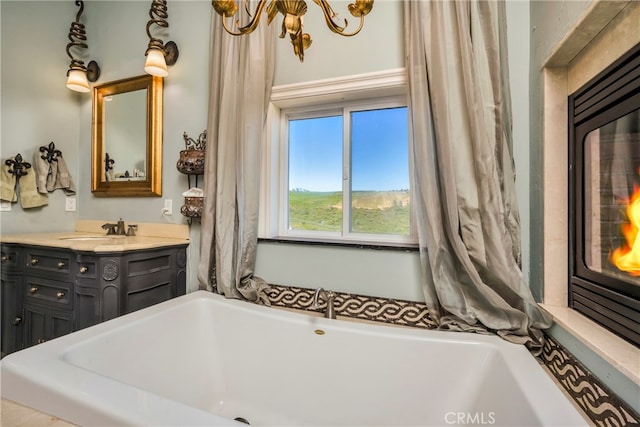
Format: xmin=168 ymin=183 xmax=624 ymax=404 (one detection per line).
xmin=611 ymin=185 xmax=640 ymax=276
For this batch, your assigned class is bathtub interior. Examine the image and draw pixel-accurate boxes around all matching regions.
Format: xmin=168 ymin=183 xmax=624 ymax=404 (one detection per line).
xmin=59 ymin=295 xmax=549 ymax=426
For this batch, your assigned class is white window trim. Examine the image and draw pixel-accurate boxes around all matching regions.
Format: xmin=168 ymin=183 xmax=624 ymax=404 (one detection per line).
xmin=260 ymin=68 xmax=414 ymax=245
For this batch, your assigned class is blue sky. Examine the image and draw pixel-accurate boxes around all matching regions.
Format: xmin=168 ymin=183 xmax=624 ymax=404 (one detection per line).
xmin=289 ymin=107 xmax=409 ymax=192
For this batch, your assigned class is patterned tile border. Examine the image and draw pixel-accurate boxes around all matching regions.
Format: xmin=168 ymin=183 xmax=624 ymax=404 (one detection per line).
xmin=266 ymin=284 xmax=437 ymax=329
xmin=266 ymin=284 xmax=639 ymax=426
xmin=538 ymin=334 xmax=640 ymax=427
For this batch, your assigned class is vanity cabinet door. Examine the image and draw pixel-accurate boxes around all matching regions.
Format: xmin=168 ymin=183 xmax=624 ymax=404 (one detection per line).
xmin=23 ymin=303 xmax=72 ymax=347
xmin=1 ymin=244 xmax=23 ymax=357
xmin=121 ymin=247 xmax=187 ymax=314
xmin=1 ymin=275 xmax=24 ymax=357
xmin=74 ymin=285 xmax=100 ymax=331
xmin=74 ymin=254 xmax=101 ymax=330
xmin=22 ymin=275 xmax=74 ymax=348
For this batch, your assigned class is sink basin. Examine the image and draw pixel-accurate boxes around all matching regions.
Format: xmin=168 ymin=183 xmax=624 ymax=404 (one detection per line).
xmin=59 ymin=236 xmax=119 ymax=242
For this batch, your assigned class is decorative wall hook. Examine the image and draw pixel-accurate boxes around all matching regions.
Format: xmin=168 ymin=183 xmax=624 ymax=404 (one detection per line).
xmin=66 ymin=0 xmax=100 ymax=93
xmin=5 ymin=154 xmax=32 ymax=179
xmin=39 ymin=142 xmax=63 ymax=164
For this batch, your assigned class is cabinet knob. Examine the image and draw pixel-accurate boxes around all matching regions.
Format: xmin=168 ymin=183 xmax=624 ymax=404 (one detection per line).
xmin=30 ymin=286 xmax=39 ymax=295
xmin=79 ymin=266 xmax=88 ymax=274
xmin=37 ymin=338 xmax=46 ymax=344
xmin=30 ymin=258 xmax=39 ymax=266
xmin=1 ymin=255 xmax=8 ymax=263
xmin=57 ymin=261 xmax=66 ymax=269
xmin=13 ymin=316 xmax=22 ymax=325
xmin=56 ymin=291 xmax=65 ymax=299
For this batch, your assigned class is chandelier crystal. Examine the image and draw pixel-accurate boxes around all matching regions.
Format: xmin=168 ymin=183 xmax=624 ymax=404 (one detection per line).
xmin=211 ymin=0 xmax=374 ymax=62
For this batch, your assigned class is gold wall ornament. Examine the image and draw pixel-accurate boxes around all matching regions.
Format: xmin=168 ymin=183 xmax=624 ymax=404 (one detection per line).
xmin=211 ymin=0 xmax=374 ymax=62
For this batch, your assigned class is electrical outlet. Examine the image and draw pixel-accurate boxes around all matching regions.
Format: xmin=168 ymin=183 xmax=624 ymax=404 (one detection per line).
xmin=163 ymin=199 xmax=172 ymax=215
xmin=65 ymin=197 xmax=77 ymax=212
xmin=0 ymin=200 xmax=11 ymax=212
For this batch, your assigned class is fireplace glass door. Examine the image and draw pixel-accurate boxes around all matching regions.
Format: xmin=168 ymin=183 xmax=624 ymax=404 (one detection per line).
xmin=570 ymin=42 xmax=640 ymax=347
xmin=583 ymin=110 xmax=640 ymax=285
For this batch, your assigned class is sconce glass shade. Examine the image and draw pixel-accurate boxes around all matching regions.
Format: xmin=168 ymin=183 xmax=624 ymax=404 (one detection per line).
xmin=144 ymin=48 xmax=168 ymax=77
xmin=66 ymin=69 xmax=90 ymax=93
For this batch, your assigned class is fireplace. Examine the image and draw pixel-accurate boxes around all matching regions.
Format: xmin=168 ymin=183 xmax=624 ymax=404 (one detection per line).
xmin=569 ymin=42 xmax=640 ymax=347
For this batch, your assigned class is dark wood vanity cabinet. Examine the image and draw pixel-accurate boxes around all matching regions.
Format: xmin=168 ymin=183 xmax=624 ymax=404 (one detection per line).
xmin=1 ymin=243 xmax=187 ymax=356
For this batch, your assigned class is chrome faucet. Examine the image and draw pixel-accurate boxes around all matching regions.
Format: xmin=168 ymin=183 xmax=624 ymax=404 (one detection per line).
xmin=313 ymin=287 xmax=337 ymax=319
xmin=101 ymin=218 xmax=136 ymax=236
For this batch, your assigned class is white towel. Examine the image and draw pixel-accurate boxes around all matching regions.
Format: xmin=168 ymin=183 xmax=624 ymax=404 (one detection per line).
xmin=46 ymin=155 xmax=76 ymax=195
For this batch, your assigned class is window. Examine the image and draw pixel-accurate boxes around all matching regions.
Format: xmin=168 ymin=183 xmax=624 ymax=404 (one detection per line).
xmin=279 ymin=98 xmax=414 ymax=244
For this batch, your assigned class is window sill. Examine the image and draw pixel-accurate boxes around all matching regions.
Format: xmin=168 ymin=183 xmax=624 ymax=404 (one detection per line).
xmin=540 ymin=304 xmax=640 ymax=386
xmin=257 ymin=237 xmax=418 ymax=252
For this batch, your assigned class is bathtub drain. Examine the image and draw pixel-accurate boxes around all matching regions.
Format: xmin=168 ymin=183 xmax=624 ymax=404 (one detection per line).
xmin=234 ymin=417 xmax=250 ymax=425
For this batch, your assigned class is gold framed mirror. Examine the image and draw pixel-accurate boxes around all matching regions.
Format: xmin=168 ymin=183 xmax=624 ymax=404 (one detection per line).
xmin=91 ymin=75 xmax=162 ymax=197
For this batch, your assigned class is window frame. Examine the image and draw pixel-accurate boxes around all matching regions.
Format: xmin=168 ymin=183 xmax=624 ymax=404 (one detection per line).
xmin=258 ymin=67 xmax=410 ymax=250
xmin=273 ymin=96 xmax=415 ymax=245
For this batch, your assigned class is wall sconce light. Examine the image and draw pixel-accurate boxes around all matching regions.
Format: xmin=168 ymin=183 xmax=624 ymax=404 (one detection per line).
xmin=66 ymin=0 xmax=100 ymax=93
xmin=145 ymin=0 xmax=179 ymax=77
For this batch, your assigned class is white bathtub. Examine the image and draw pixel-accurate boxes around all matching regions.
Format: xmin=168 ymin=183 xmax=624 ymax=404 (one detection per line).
xmin=1 ymin=291 xmax=585 ymax=426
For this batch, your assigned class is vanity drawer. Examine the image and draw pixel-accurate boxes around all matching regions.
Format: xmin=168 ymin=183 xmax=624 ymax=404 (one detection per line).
xmin=24 ymin=249 xmax=72 ymax=280
xmin=75 ymin=254 xmax=98 ymax=281
xmin=1 ymin=245 xmax=21 ymax=273
xmin=24 ymin=277 xmax=73 ymax=310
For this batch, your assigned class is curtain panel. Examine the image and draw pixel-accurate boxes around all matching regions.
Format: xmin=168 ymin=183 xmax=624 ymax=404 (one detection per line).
xmin=404 ymin=0 xmax=552 ymax=349
xmin=197 ymin=9 xmax=275 ymax=304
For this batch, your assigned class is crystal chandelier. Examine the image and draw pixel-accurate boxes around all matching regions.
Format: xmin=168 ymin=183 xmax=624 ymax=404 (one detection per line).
xmin=211 ymin=0 xmax=374 ymax=62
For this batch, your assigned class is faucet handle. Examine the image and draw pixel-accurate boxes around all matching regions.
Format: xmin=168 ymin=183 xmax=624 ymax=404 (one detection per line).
xmin=126 ymin=225 xmax=138 ymax=236
xmin=102 ymin=223 xmax=117 ymax=235
xmin=313 ymin=287 xmax=326 ymax=309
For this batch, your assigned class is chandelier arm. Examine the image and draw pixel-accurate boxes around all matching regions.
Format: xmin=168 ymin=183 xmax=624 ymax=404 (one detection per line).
xmin=219 ymin=0 xmax=269 ymax=36
xmin=314 ymin=0 xmax=365 ymax=37
xmin=314 ymin=0 xmax=345 ymax=34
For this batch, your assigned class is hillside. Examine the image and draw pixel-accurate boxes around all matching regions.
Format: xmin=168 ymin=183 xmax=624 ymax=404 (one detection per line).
xmin=289 ymin=190 xmax=410 ymax=234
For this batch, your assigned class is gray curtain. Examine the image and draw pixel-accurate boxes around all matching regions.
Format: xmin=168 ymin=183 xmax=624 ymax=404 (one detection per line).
xmin=404 ymin=0 xmax=552 ymax=349
xmin=197 ymin=9 xmax=275 ymax=304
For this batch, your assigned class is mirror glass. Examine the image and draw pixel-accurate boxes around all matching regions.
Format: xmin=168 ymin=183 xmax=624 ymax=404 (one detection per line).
xmin=92 ymin=75 xmax=163 ymax=197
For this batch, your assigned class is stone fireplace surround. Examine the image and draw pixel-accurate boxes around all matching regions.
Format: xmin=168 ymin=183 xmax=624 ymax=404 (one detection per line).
xmin=537 ymin=0 xmax=639 ymax=416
